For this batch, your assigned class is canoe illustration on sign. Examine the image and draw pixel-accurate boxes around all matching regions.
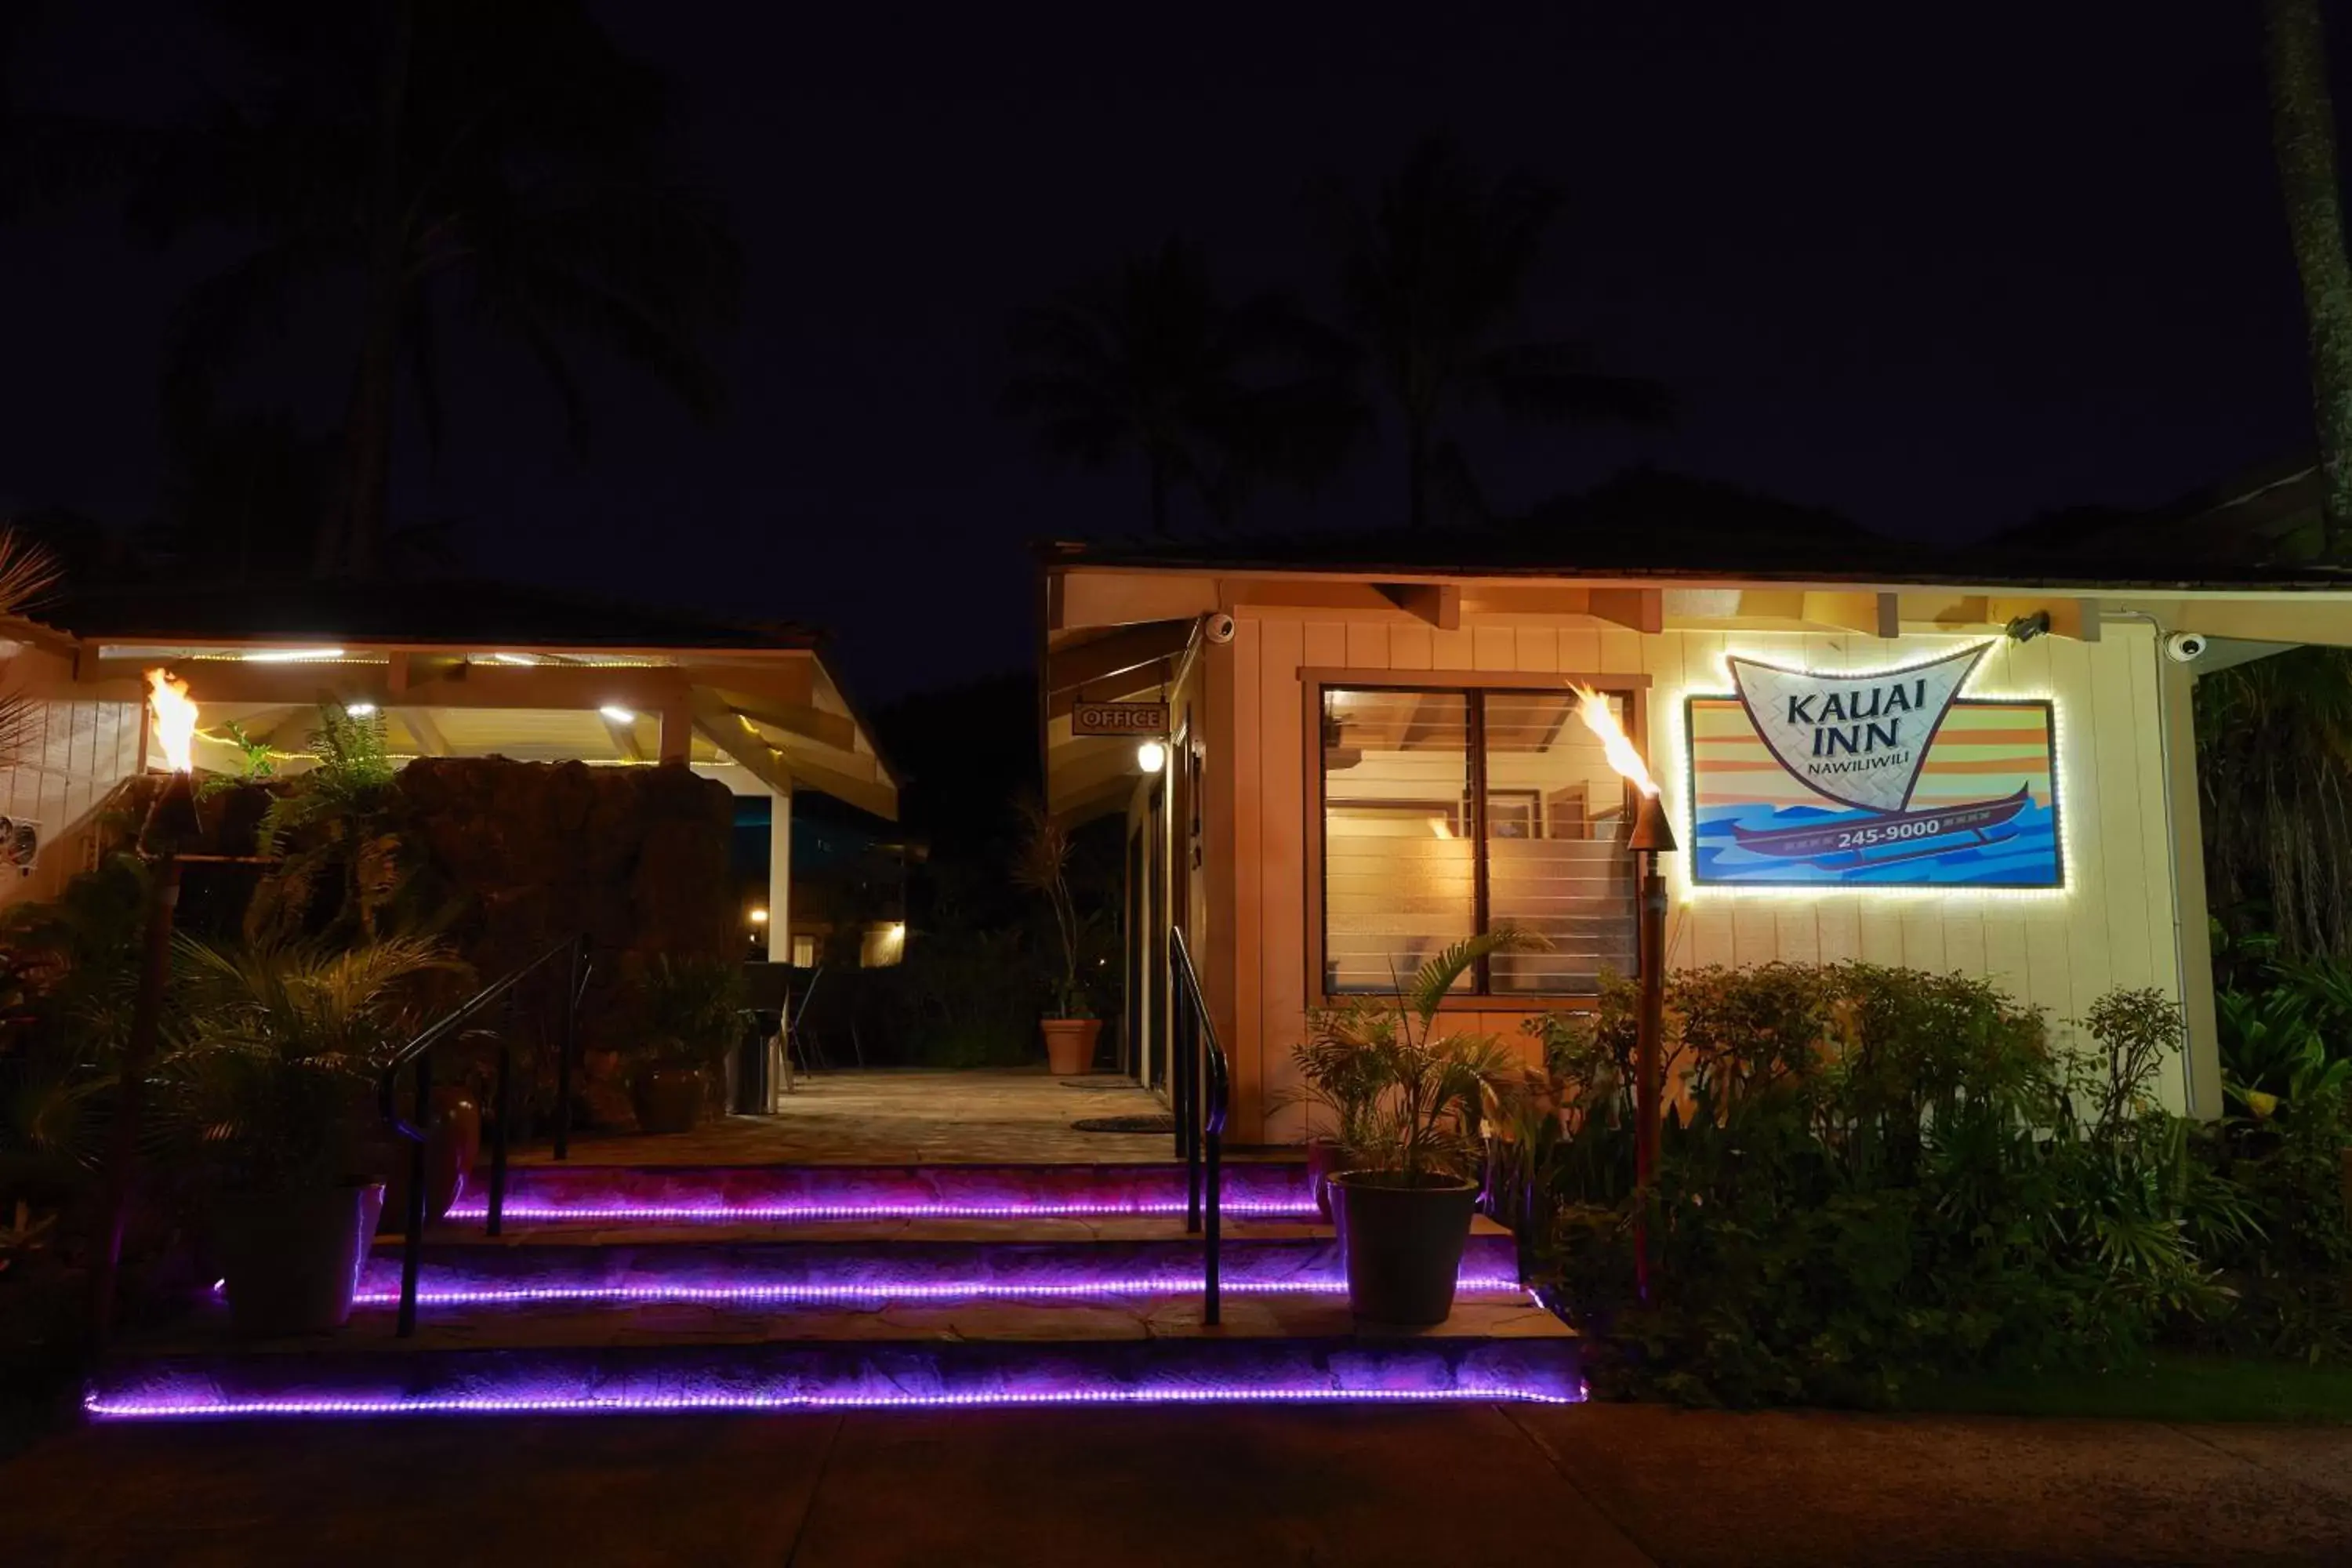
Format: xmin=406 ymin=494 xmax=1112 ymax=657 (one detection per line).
xmin=1714 ymin=642 xmax=2039 ymax=871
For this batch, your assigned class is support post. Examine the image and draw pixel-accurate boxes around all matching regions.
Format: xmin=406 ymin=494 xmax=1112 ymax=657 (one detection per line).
xmin=1625 ymin=789 xmax=1678 ymax=1308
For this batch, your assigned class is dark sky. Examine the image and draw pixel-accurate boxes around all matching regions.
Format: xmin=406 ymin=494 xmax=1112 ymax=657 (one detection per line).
xmin=0 ymin=3 xmax=2319 ymax=701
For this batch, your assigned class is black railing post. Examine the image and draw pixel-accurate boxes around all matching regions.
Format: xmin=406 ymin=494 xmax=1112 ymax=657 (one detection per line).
xmin=487 ymin=1039 xmax=512 ymax=1237
xmin=554 ymin=938 xmax=579 ymax=1162
xmin=1204 ymin=1116 xmax=1221 ymax=1326
xmin=1184 ymin=989 xmax=1201 ymax=1235
xmin=397 ymin=1053 xmax=432 ymax=1338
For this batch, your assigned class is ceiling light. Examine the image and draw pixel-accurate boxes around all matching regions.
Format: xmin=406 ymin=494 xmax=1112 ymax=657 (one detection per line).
xmin=600 ymin=705 xmax=635 ymax=723
xmin=492 ymin=652 xmax=536 ymax=666
xmin=242 ymin=648 xmax=344 ymax=663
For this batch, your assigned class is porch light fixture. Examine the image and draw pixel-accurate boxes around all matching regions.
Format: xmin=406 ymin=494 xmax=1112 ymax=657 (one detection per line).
xmin=748 ymin=907 xmax=768 ymax=924
xmin=599 ymin=705 xmax=635 ymax=723
xmin=346 ymin=702 xmax=378 ymax=717
xmin=1135 ymin=739 xmax=1167 ymax=773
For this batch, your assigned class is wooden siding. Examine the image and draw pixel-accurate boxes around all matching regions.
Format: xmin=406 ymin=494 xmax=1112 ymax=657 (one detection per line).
xmin=1217 ymin=612 xmax=2189 ymax=1141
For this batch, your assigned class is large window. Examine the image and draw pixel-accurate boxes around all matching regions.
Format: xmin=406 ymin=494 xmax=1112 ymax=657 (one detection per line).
xmin=1319 ymin=684 xmax=1639 ymax=997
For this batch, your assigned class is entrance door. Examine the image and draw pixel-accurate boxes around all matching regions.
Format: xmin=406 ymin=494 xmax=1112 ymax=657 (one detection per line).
xmin=1142 ymin=782 xmax=1167 ymax=1091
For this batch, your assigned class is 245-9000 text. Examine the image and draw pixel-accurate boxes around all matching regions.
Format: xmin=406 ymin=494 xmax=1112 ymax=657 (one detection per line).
xmin=1834 ymin=818 xmax=1944 ymax=850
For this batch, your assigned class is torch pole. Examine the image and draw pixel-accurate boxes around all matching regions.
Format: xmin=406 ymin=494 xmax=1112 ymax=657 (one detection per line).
xmin=1634 ymin=848 xmax=1666 ymax=1306
xmin=1624 ymin=789 xmax=1677 ymax=1309
xmin=89 ymin=781 xmax=187 ymax=1349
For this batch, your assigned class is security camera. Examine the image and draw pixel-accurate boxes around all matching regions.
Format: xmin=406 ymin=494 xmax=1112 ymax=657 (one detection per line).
xmin=1203 ymin=613 xmax=1237 ymax=644
xmin=2164 ymin=632 xmax=2208 ymax=664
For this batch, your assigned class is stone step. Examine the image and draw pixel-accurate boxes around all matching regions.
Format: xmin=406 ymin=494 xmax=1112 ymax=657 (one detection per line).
xmin=440 ymin=1160 xmax=1318 ymax=1229
xmin=86 ymin=1287 xmax=1580 ymax=1421
xmin=361 ymin=1218 xmax=1523 ymax=1308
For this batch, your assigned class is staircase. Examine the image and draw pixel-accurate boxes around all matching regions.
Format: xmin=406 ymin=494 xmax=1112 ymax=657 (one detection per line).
xmin=84 ymin=1158 xmax=1581 ymax=1421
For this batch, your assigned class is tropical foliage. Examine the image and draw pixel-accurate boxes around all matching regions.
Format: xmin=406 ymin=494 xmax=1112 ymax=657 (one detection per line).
xmin=1291 ymin=927 xmax=1539 ymax=1184
xmin=1312 ymin=136 xmax=1671 ymax=527
xmin=1515 ymin=964 xmax=2343 ymax=1407
xmin=2198 ymin=647 xmax=2352 ymax=960
xmin=627 ymin=953 xmax=746 ymax=1076
xmin=13 ymin=1 xmax=741 ymax=574
xmin=1005 ymin=239 xmax=1363 ymax=533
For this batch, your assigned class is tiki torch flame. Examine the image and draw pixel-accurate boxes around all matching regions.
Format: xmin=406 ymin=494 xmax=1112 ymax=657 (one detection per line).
xmin=1569 ymin=683 xmax=1657 ymax=797
xmin=143 ymin=669 xmax=197 ymax=774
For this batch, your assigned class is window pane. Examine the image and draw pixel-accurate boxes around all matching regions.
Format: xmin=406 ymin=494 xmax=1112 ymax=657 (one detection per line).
xmin=1482 ymin=690 xmax=1638 ymax=993
xmin=1323 ymin=688 xmax=1474 ymax=994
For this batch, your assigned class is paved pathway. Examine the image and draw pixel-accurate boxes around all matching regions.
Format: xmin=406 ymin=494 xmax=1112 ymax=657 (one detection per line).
xmin=14 ymin=1401 xmax=2352 ymax=1565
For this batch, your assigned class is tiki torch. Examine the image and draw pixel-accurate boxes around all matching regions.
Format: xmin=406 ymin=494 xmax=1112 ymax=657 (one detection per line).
xmin=1570 ymin=685 xmax=1674 ymax=1305
xmin=88 ymin=672 xmax=200 ymax=1347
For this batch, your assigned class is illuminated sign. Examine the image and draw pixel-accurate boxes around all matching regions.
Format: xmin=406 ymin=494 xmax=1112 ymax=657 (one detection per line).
xmin=1685 ymin=644 xmax=2061 ymax=887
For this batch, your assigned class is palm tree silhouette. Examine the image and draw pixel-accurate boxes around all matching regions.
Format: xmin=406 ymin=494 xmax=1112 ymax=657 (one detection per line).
xmin=13 ymin=1 xmax=740 ymax=575
xmin=1005 ymin=240 xmax=1363 ymax=535
xmin=1315 ymin=136 xmax=1671 ymax=528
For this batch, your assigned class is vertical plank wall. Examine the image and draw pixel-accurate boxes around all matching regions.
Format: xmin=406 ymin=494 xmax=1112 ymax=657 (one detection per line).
xmin=1221 ymin=612 xmax=2187 ymax=1140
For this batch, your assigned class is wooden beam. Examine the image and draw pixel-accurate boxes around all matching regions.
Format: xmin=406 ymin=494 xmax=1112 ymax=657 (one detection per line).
xmin=1044 ymin=619 xmax=1196 ymax=695
xmin=1046 ymin=658 xmax=1174 ymax=720
xmin=1056 ymin=571 xmax=1220 ymax=630
xmin=404 ymin=708 xmax=450 ymax=757
xmin=1801 ymin=590 xmax=1900 ymax=637
xmin=602 ymin=712 xmax=645 ymax=762
xmin=713 ymin=689 xmax=856 ymax=751
xmin=1587 ymin=588 xmax=1663 ymax=634
xmin=1459 ymin=586 xmax=1593 ymax=619
xmin=692 ymin=690 xmax=897 ymax=820
xmin=1378 ymin=583 xmax=1461 ymax=629
xmin=93 ymin=659 xmax=707 ymax=715
xmin=658 ymin=687 xmax=695 ymax=764
xmin=1223 ymin=579 xmax=1402 ymax=614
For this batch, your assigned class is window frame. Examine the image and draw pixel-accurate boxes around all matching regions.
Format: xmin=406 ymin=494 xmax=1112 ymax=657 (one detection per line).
xmin=1303 ymin=666 xmax=1652 ymax=1008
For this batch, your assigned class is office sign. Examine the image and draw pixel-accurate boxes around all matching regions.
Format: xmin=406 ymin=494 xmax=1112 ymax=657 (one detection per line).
xmin=1072 ymin=700 xmax=1169 ymax=737
xmin=1686 ymin=643 xmax=2061 ymax=887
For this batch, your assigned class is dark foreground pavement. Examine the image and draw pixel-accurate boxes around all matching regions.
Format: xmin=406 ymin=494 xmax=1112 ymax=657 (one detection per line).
xmin=13 ymin=1401 xmax=2352 ymax=1566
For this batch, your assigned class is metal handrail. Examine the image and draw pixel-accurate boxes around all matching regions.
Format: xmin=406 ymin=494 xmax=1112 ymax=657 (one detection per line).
xmin=378 ymin=932 xmax=589 ymax=1337
xmin=1167 ymin=926 xmax=1229 ymax=1326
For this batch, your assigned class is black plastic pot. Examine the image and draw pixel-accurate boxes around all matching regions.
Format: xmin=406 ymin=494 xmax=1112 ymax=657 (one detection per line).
xmin=213 ymin=1183 xmax=385 ymax=1337
xmin=633 ymin=1067 xmax=707 ymax=1134
xmin=1306 ymin=1139 xmax=1344 ymax=1221
xmin=1330 ymin=1171 xmax=1477 ymax=1326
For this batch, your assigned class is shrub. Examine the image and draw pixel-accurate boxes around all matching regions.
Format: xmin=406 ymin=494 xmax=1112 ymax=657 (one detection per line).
xmin=1523 ymin=965 xmax=2235 ymax=1406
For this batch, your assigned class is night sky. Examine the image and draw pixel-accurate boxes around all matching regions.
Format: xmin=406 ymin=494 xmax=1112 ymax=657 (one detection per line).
xmin=0 ymin=3 xmax=2321 ymax=701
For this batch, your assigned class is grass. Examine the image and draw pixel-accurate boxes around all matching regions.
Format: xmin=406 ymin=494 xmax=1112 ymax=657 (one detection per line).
xmin=1903 ymin=1351 xmax=2352 ymax=1424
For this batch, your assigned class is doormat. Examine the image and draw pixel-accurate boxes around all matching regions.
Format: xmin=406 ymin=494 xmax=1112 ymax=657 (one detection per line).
xmin=1070 ymin=1115 xmax=1177 ymax=1134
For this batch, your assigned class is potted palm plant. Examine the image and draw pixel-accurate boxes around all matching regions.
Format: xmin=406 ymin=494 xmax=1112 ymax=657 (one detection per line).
xmin=1283 ymin=1001 xmax=1392 ymax=1220
xmin=176 ymin=935 xmax=459 ymax=1336
xmin=627 ymin=955 xmax=746 ymax=1134
xmin=1014 ymin=799 xmax=1098 ymax=1076
xmin=1325 ymin=928 xmax=1539 ymax=1325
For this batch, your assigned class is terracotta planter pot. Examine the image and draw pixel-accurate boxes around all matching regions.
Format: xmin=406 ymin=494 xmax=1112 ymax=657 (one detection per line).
xmin=633 ymin=1067 xmax=707 ymax=1135
xmin=213 ymin=1183 xmax=385 ymax=1338
xmin=379 ymin=1091 xmax=481 ymax=1232
xmin=1306 ymin=1139 xmax=1345 ymax=1222
xmin=1040 ymin=1018 xmax=1102 ymax=1076
xmin=1330 ymin=1171 xmax=1477 ymax=1326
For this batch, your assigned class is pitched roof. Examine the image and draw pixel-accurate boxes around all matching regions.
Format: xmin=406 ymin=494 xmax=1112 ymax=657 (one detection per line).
xmin=1040 ymin=467 xmax=2352 ymax=592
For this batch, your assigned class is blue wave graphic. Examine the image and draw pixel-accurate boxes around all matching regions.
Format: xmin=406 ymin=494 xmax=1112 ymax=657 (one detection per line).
xmin=1690 ymin=800 xmax=2062 ymax=887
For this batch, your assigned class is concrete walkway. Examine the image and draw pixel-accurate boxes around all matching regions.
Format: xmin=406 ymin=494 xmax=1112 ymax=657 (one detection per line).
xmin=13 ymin=1401 xmax=2352 ymax=1566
